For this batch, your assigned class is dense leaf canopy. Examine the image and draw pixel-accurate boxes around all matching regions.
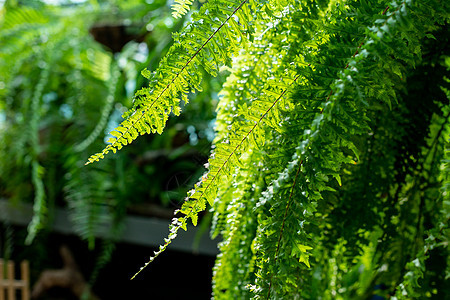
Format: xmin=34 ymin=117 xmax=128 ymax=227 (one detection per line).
xmin=99 ymin=0 xmax=448 ymax=298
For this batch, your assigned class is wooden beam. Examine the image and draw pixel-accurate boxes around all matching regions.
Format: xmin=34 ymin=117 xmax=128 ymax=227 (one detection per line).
xmin=0 ymin=199 xmax=218 ymax=256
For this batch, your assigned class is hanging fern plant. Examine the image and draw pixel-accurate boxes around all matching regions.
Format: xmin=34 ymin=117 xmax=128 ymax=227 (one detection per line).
xmin=83 ymin=0 xmax=448 ymax=298
xmin=0 ymin=0 xmax=219 ymax=286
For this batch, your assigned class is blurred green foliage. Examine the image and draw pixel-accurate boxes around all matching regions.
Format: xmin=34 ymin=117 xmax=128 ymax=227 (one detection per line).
xmin=0 ymin=0 xmax=220 ymax=261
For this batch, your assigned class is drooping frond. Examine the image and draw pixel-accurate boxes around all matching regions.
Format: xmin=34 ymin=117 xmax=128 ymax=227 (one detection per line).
xmin=86 ymin=0 xmax=258 ymax=164
xmin=25 ymin=59 xmax=50 ymax=245
xmin=0 ymin=3 xmax=119 ymax=250
xmin=0 ymin=7 xmax=50 ymax=98
xmin=251 ymin=0 xmax=450 ymax=297
xmin=131 ymin=70 xmax=300 ymax=278
xmin=74 ymin=62 xmax=118 ymax=152
xmin=392 ymin=109 xmax=450 ymax=299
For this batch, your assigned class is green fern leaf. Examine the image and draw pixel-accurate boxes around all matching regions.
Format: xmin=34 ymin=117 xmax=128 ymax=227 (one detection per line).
xmin=172 ymin=0 xmax=194 ymax=19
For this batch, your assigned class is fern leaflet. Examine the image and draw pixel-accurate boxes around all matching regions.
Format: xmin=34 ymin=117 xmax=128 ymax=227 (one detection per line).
xmin=172 ymin=0 xmax=194 ymax=19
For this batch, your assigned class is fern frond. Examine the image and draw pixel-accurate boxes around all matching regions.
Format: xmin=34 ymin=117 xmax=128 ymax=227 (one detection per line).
xmin=211 ymin=154 xmax=262 ymax=298
xmin=131 ymin=72 xmax=300 ymax=279
xmin=65 ymin=150 xmax=116 ymax=251
xmin=74 ymin=61 xmax=118 ymax=152
xmin=251 ymin=0 xmax=447 ymax=296
xmin=86 ymin=0 xmax=255 ymax=165
xmin=184 ymin=74 xmax=299 ymax=208
xmin=392 ymin=109 xmax=450 ymax=299
xmin=210 ymin=6 xmax=309 ymax=240
xmin=1 ymin=6 xmax=48 ymax=30
xmin=171 ymin=0 xmax=194 ymax=19
xmin=264 ymin=159 xmax=303 ymax=299
xmin=26 ymin=161 xmax=47 ymax=245
xmin=0 ymin=7 xmax=51 ymax=98
xmin=25 ymin=63 xmax=50 ymax=245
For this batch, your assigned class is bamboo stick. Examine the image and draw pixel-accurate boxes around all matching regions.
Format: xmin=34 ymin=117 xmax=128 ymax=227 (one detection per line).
xmin=7 ymin=261 xmax=14 ymax=300
xmin=20 ymin=261 xmax=29 ymax=300
xmin=0 ymin=259 xmax=4 ymax=300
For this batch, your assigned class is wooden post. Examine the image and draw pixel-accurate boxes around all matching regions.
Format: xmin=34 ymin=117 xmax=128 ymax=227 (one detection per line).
xmin=7 ymin=261 xmax=14 ymax=300
xmin=0 ymin=259 xmax=4 ymax=300
xmin=0 ymin=259 xmax=30 ymax=300
xmin=20 ymin=261 xmax=29 ymax=300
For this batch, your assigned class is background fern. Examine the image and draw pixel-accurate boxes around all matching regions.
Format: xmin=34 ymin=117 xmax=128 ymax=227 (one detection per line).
xmin=0 ymin=0 xmax=220 ymax=295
